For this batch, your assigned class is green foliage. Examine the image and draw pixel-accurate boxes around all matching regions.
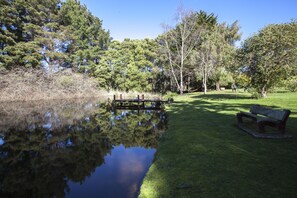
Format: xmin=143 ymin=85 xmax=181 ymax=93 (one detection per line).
xmin=163 ymin=91 xmax=178 ymax=101
xmin=159 ymin=10 xmax=214 ymax=94
xmin=0 ymin=0 xmax=62 ymax=69
xmin=239 ymin=21 xmax=297 ymax=97
xmin=1 ymin=41 xmax=43 ymax=68
xmin=212 ymin=66 xmax=233 ymax=88
xmin=92 ymin=39 xmax=159 ymax=92
xmin=195 ymin=10 xmax=218 ymax=30
xmin=285 ymin=76 xmax=297 ymax=92
xmin=159 ymin=8 xmax=240 ymax=95
xmin=59 ymin=0 xmax=110 ymax=71
xmin=0 ymin=0 xmax=110 ymax=71
xmin=234 ymin=73 xmax=251 ymax=89
xmin=247 ymin=88 xmax=261 ymax=99
xmin=1 ymin=1 xmax=295 ymax=96
xmin=193 ymin=19 xmax=240 ymax=93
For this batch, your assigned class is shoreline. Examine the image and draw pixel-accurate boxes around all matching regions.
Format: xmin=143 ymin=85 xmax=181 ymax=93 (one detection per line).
xmin=139 ymin=91 xmax=297 ymax=197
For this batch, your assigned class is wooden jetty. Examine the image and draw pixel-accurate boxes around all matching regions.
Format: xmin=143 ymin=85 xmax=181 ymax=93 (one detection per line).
xmin=112 ymin=94 xmax=169 ymax=110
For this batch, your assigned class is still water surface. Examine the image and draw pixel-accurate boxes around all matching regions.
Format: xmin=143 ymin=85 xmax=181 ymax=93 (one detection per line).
xmin=0 ymin=98 xmax=167 ymax=198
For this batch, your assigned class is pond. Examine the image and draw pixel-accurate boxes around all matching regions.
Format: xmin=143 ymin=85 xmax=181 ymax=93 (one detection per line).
xmin=0 ymin=98 xmax=167 ymax=198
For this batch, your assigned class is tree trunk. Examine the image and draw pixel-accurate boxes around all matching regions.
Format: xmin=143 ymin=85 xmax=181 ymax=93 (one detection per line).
xmin=261 ymin=87 xmax=267 ymax=98
xmin=203 ymin=68 xmax=208 ymax=94
xmin=180 ymin=72 xmax=184 ymax=95
xmin=203 ymin=73 xmax=207 ymax=95
xmin=180 ymin=84 xmax=184 ymax=94
xmin=215 ymin=81 xmax=220 ymax=91
xmin=203 ymin=83 xmax=207 ymax=94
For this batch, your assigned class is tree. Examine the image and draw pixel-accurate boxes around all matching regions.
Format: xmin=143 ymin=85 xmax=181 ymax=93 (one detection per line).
xmin=285 ymin=76 xmax=297 ymax=92
xmin=194 ymin=32 xmax=217 ymax=94
xmin=212 ymin=66 xmax=233 ymax=90
xmin=160 ymin=8 xmax=204 ymax=94
xmin=159 ymin=9 xmax=236 ymax=94
xmin=59 ymin=0 xmax=110 ymax=72
xmin=194 ymin=21 xmax=240 ymax=94
xmin=0 ymin=0 xmax=110 ymax=71
xmin=0 ymin=0 xmax=61 ymax=68
xmin=239 ymin=21 xmax=297 ymax=97
xmin=213 ymin=21 xmax=241 ymax=90
xmin=28 ymin=0 xmax=73 ymax=73
xmin=92 ymin=39 xmax=159 ymax=92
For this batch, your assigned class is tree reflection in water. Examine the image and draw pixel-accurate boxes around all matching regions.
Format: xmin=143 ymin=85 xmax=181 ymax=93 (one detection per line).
xmin=0 ymin=99 xmax=167 ymax=198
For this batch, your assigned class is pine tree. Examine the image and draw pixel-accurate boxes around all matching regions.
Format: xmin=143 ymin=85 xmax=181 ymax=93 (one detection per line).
xmin=59 ymin=0 xmax=110 ymax=72
xmin=0 ymin=0 xmax=63 ymax=69
xmin=93 ymin=39 xmax=159 ymax=92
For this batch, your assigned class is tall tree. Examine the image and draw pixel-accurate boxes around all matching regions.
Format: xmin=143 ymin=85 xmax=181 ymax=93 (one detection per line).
xmin=211 ymin=22 xmax=241 ymax=91
xmin=92 ymin=39 xmax=159 ymax=92
xmin=0 ymin=0 xmax=110 ymax=71
xmin=0 ymin=0 xmax=59 ymax=68
xmin=160 ymin=8 xmax=204 ymax=94
xmin=59 ymin=0 xmax=110 ymax=72
xmin=239 ymin=21 xmax=297 ymax=97
xmin=36 ymin=0 xmax=69 ymax=73
xmin=194 ymin=20 xmax=240 ymax=94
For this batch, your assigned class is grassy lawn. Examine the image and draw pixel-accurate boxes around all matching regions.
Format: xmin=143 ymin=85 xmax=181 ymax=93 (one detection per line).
xmin=139 ymin=90 xmax=297 ymax=198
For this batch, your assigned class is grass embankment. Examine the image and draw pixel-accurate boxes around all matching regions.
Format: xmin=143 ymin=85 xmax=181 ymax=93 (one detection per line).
xmin=140 ymin=90 xmax=297 ymax=197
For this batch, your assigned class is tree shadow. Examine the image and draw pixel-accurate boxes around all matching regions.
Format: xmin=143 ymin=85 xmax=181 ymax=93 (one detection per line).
xmin=141 ymin=94 xmax=297 ymax=197
xmin=191 ymin=93 xmax=252 ymax=100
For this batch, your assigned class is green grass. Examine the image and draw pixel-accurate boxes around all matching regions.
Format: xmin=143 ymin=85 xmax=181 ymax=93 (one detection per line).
xmin=139 ymin=90 xmax=297 ymax=198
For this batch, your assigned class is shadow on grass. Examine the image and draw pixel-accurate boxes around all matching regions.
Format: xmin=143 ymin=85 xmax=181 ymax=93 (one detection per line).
xmin=140 ymin=93 xmax=297 ymax=198
xmin=272 ymin=90 xmax=292 ymax=93
xmin=191 ymin=93 xmax=252 ymax=100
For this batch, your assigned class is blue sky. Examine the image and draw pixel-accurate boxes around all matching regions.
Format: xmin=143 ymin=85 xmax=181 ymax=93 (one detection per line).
xmin=79 ymin=0 xmax=297 ymax=43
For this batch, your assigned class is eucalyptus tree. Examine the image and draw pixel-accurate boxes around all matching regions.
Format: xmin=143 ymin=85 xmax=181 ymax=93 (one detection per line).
xmin=194 ymin=20 xmax=240 ymax=93
xmin=159 ymin=9 xmax=230 ymax=94
xmin=212 ymin=21 xmax=241 ymax=90
xmin=239 ymin=21 xmax=297 ymax=97
xmin=193 ymin=27 xmax=219 ymax=94
xmin=211 ymin=66 xmax=233 ymax=90
xmin=160 ymin=8 xmax=205 ymax=94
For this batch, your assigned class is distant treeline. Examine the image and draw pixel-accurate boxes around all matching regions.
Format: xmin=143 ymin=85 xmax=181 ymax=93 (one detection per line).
xmin=1 ymin=0 xmax=296 ymax=96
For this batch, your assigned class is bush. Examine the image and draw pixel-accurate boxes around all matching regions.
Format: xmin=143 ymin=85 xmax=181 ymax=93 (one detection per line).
xmin=164 ymin=91 xmax=178 ymax=101
xmin=248 ymin=88 xmax=261 ymax=99
xmin=286 ymin=76 xmax=297 ymax=92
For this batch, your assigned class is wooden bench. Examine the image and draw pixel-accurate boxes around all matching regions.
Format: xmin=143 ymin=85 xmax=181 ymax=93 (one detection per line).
xmin=237 ymin=104 xmax=291 ymax=134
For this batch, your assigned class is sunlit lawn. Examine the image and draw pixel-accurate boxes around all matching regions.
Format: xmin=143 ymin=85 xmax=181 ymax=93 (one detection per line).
xmin=139 ymin=90 xmax=297 ymax=197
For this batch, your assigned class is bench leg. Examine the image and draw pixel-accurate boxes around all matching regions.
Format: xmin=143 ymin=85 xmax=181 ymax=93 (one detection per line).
xmin=278 ymin=125 xmax=286 ymax=134
xmin=258 ymin=122 xmax=265 ymax=132
xmin=236 ymin=113 xmax=243 ymax=123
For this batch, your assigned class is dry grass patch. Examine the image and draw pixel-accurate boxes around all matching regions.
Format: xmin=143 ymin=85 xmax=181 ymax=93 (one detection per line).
xmin=0 ymin=68 xmax=106 ymax=102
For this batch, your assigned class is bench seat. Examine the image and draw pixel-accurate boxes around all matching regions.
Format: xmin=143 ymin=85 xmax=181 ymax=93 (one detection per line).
xmin=236 ymin=105 xmax=291 ymax=134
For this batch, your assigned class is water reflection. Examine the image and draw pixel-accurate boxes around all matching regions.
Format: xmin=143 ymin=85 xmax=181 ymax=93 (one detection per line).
xmin=0 ymin=99 xmax=167 ymax=198
xmin=67 ymin=145 xmax=156 ymax=198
